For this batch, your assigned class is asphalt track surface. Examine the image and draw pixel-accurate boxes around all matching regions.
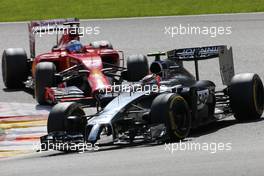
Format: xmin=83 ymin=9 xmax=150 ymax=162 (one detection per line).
xmin=1 ymin=13 xmax=264 ymax=176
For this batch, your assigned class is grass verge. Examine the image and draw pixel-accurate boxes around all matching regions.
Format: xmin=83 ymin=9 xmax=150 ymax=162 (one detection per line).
xmin=0 ymin=0 xmax=264 ymax=22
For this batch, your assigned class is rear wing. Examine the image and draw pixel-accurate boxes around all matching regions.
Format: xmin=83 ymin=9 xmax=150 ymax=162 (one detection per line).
xmin=28 ymin=18 xmax=79 ymax=58
xmin=167 ymin=45 xmax=235 ymax=85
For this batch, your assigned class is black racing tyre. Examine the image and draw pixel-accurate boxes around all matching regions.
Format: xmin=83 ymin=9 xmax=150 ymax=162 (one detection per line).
xmin=47 ymin=102 xmax=85 ymax=133
xmin=150 ymin=93 xmax=191 ymax=141
xmin=2 ymin=48 xmax=28 ymax=88
xmin=126 ymin=54 xmax=149 ymax=82
xmin=90 ymin=40 xmax=113 ymax=49
xmin=35 ymin=62 xmax=56 ymax=105
xmin=229 ymin=73 xmax=264 ymax=121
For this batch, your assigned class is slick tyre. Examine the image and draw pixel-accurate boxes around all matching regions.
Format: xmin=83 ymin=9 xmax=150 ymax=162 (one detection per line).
xmin=35 ymin=62 xmax=56 ymax=105
xmin=2 ymin=48 xmax=28 ymax=88
xmin=150 ymin=93 xmax=191 ymax=141
xmin=47 ymin=102 xmax=85 ymax=133
xmin=229 ymin=73 xmax=264 ymax=121
xmin=126 ymin=54 xmax=149 ymax=82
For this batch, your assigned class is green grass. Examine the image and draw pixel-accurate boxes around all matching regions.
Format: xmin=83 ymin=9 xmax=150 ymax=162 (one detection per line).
xmin=0 ymin=0 xmax=264 ymax=22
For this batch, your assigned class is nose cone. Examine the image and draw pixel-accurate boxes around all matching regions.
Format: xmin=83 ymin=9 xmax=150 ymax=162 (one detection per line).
xmin=88 ymin=70 xmax=111 ymax=94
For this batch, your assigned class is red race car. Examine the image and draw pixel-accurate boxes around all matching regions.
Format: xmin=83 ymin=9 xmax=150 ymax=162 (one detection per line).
xmin=1 ymin=18 xmax=149 ymax=105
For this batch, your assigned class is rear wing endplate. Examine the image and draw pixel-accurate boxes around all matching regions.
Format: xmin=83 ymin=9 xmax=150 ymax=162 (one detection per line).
xmin=167 ymin=45 xmax=235 ymax=85
xmin=28 ymin=18 xmax=79 ymax=58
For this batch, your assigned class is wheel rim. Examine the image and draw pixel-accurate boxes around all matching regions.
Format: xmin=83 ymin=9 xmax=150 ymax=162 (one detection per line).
xmin=168 ymin=96 xmax=190 ymax=139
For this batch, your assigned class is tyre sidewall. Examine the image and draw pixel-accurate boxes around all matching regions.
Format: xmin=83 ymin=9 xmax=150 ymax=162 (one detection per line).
xmin=151 ymin=93 xmax=191 ymax=141
xmin=47 ymin=102 xmax=85 ymax=133
xmin=230 ymin=73 xmax=264 ymax=120
xmin=127 ymin=54 xmax=149 ymax=82
xmin=2 ymin=48 xmax=28 ymax=88
xmin=35 ymin=62 xmax=56 ymax=104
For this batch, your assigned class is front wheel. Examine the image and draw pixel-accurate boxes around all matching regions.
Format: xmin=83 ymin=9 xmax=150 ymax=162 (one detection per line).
xmin=34 ymin=62 xmax=56 ymax=105
xmin=47 ymin=102 xmax=86 ymax=133
xmin=150 ymin=93 xmax=191 ymax=141
xmin=229 ymin=73 xmax=264 ymax=121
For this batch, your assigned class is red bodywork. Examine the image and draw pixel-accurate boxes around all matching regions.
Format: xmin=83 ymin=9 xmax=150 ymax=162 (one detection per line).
xmin=28 ymin=18 xmax=121 ymax=104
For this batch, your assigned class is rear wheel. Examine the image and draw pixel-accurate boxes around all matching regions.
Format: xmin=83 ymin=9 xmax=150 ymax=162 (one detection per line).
xmin=35 ymin=62 xmax=56 ymax=105
xmin=47 ymin=102 xmax=85 ymax=133
xmin=2 ymin=48 xmax=28 ymax=88
xmin=126 ymin=54 xmax=149 ymax=82
xmin=150 ymin=93 xmax=191 ymax=141
xmin=229 ymin=73 xmax=264 ymax=121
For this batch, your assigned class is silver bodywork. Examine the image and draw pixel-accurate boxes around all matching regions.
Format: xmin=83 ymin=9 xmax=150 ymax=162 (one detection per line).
xmin=87 ymin=91 xmax=147 ymax=142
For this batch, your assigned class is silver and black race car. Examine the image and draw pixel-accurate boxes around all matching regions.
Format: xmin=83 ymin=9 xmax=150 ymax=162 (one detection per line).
xmin=40 ymin=45 xmax=264 ymax=151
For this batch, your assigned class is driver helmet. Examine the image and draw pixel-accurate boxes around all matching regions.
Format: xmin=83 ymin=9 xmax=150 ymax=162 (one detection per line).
xmin=66 ymin=40 xmax=83 ymax=53
xmin=142 ymin=74 xmax=161 ymax=86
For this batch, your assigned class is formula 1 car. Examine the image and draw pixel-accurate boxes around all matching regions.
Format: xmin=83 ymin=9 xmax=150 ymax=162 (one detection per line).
xmin=2 ymin=18 xmax=148 ymax=105
xmin=40 ymin=45 xmax=264 ymax=151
